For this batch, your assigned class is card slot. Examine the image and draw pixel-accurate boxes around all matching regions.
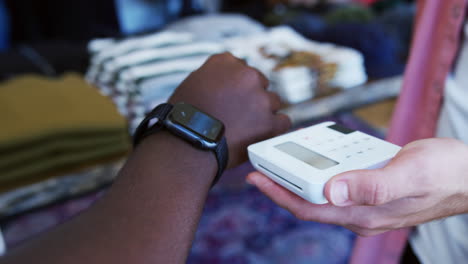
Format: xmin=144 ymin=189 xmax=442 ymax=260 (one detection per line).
xmin=258 ymin=164 xmax=303 ymax=191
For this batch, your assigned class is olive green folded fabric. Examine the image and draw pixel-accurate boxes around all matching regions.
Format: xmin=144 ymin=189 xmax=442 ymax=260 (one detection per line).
xmin=0 ymin=73 xmax=130 ymax=189
xmin=0 ymin=132 xmax=126 ymax=170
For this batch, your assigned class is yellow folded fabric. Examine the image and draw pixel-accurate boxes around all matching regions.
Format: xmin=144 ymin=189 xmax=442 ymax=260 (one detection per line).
xmin=0 ymin=73 xmax=128 ymax=151
xmin=0 ymin=73 xmax=130 ymax=189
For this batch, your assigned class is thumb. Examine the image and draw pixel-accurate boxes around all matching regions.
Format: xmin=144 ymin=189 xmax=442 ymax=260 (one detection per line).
xmin=324 ymin=168 xmax=411 ymax=207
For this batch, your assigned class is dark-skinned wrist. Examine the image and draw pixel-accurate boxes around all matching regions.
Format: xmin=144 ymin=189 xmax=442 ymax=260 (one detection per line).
xmin=132 ymin=131 xmax=218 ymax=189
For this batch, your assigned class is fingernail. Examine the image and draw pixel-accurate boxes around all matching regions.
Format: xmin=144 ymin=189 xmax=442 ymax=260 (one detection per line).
xmin=331 ymin=181 xmax=350 ymax=206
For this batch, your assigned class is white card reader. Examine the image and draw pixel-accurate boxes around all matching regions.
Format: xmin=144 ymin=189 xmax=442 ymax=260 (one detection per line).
xmin=248 ymin=121 xmax=401 ymax=204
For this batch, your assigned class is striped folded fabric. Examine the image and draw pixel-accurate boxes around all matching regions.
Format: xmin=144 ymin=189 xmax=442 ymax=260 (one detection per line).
xmin=0 ymin=73 xmax=130 ymax=192
xmin=86 ymin=17 xmax=367 ymax=133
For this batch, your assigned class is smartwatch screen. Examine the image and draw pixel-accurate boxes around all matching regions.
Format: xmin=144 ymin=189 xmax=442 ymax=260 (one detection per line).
xmin=170 ymin=103 xmax=224 ymax=142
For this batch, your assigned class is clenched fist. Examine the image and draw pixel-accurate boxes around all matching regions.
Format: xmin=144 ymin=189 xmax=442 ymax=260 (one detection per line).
xmin=169 ymin=53 xmax=291 ymax=168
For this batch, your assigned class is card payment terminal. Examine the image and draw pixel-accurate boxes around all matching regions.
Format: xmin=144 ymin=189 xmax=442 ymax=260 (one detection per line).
xmin=248 ymin=122 xmax=401 ymax=204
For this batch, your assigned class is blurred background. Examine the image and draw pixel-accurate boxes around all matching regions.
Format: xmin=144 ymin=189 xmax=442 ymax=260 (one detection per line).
xmin=0 ymin=0 xmax=415 ymax=263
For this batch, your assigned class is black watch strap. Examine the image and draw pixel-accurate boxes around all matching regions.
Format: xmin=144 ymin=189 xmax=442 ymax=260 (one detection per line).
xmin=213 ymin=137 xmax=228 ymax=187
xmin=133 ymin=103 xmax=173 ymax=146
xmin=133 ymin=103 xmax=228 ymax=188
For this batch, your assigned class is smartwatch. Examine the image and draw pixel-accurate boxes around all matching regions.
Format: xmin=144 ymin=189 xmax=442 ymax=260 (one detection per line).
xmin=133 ymin=102 xmax=229 ymax=187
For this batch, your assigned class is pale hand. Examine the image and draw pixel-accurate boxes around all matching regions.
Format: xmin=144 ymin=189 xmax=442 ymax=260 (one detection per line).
xmin=247 ymin=138 xmax=468 ymax=236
